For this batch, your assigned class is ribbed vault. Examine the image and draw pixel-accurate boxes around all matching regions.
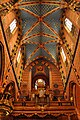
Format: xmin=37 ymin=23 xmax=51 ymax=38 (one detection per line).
xmin=15 ymin=0 xmax=68 ymax=66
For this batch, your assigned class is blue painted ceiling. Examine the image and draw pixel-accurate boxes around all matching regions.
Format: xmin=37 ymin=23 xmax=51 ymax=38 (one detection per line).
xmin=17 ymin=0 xmax=63 ymax=66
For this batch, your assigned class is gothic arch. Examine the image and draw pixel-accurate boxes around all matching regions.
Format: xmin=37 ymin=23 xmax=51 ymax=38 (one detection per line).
xmin=31 ymin=59 xmax=50 ymax=90
xmin=32 ymin=73 xmax=49 ymax=89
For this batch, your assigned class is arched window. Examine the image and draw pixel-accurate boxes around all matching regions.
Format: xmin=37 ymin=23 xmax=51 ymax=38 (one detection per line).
xmin=16 ymin=48 xmax=21 ymax=67
xmin=17 ymin=48 xmax=21 ymax=63
xmin=60 ymin=47 xmax=66 ymax=62
xmin=35 ymin=79 xmax=45 ymax=90
xmin=9 ymin=19 xmax=17 ymax=33
xmin=64 ymin=18 xmax=72 ymax=32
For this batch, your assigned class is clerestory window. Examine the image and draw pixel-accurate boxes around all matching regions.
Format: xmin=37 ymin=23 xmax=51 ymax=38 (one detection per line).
xmin=60 ymin=47 xmax=66 ymax=63
xmin=9 ymin=19 xmax=17 ymax=33
xmin=64 ymin=18 xmax=72 ymax=32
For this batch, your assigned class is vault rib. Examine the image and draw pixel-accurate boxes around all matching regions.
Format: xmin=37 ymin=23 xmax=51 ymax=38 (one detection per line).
xmin=42 ymin=21 xmax=61 ymax=40
xmin=22 ymin=33 xmax=58 ymax=44
xmin=41 ymin=33 xmax=59 ymax=39
xmin=23 ymin=40 xmax=38 ymax=45
xmin=43 ymin=46 xmax=57 ymax=64
xmin=25 ymin=46 xmax=40 ymax=66
xmin=21 ymin=21 xmax=39 ymax=41
xmin=44 ymin=39 xmax=59 ymax=44
xmin=41 ymin=0 xmax=68 ymax=7
xmin=14 ymin=1 xmax=40 ymax=7
xmin=19 ymin=7 xmax=39 ymax=18
xmin=22 ymin=33 xmax=40 ymax=44
xmin=42 ymin=7 xmax=60 ymax=18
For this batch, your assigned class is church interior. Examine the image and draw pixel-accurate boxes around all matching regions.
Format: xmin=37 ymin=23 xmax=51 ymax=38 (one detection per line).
xmin=0 ymin=0 xmax=80 ymax=119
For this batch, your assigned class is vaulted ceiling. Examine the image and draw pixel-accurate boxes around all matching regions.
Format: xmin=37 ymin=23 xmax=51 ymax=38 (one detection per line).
xmin=15 ymin=0 xmax=67 ymax=66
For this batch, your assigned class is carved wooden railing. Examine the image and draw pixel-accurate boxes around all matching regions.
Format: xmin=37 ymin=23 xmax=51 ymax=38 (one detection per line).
xmin=0 ymin=91 xmax=77 ymax=119
xmin=12 ymin=100 xmax=76 ymax=118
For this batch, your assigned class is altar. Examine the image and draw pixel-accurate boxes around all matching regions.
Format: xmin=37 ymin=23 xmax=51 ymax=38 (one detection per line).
xmin=31 ymin=88 xmax=50 ymax=106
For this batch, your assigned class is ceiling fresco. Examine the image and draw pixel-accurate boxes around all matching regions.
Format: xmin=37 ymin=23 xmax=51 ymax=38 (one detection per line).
xmin=15 ymin=0 xmax=67 ymax=66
